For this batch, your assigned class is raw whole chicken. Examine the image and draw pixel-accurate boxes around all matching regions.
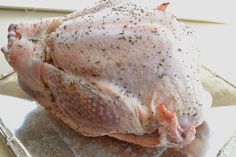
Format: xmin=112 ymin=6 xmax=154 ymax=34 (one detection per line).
xmin=1 ymin=0 xmax=212 ymax=148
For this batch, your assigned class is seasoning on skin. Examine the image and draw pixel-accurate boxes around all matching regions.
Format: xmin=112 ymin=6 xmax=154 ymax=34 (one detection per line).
xmin=3 ymin=0 xmax=209 ymax=148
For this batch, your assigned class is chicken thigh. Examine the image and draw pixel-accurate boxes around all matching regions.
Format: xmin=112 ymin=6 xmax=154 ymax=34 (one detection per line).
xmin=1 ymin=0 xmax=212 ymax=148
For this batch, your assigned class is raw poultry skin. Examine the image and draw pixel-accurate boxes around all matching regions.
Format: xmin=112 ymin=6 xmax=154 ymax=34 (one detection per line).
xmin=1 ymin=0 xmax=212 ymax=148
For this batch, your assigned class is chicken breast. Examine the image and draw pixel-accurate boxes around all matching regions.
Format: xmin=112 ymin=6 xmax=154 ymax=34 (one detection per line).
xmin=1 ymin=0 xmax=212 ymax=148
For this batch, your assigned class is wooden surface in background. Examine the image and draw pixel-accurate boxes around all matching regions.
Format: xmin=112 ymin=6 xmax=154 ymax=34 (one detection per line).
xmin=0 ymin=139 xmax=11 ymax=157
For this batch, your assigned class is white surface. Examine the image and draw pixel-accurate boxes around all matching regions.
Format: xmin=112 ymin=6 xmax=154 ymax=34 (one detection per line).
xmin=188 ymin=22 xmax=236 ymax=86
xmin=0 ymin=95 xmax=37 ymax=131
xmin=0 ymin=0 xmax=235 ymax=23
xmin=0 ymin=0 xmax=98 ymax=12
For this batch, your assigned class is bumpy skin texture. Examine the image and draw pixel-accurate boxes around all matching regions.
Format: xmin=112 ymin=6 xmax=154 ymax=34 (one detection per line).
xmin=1 ymin=0 xmax=212 ymax=148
